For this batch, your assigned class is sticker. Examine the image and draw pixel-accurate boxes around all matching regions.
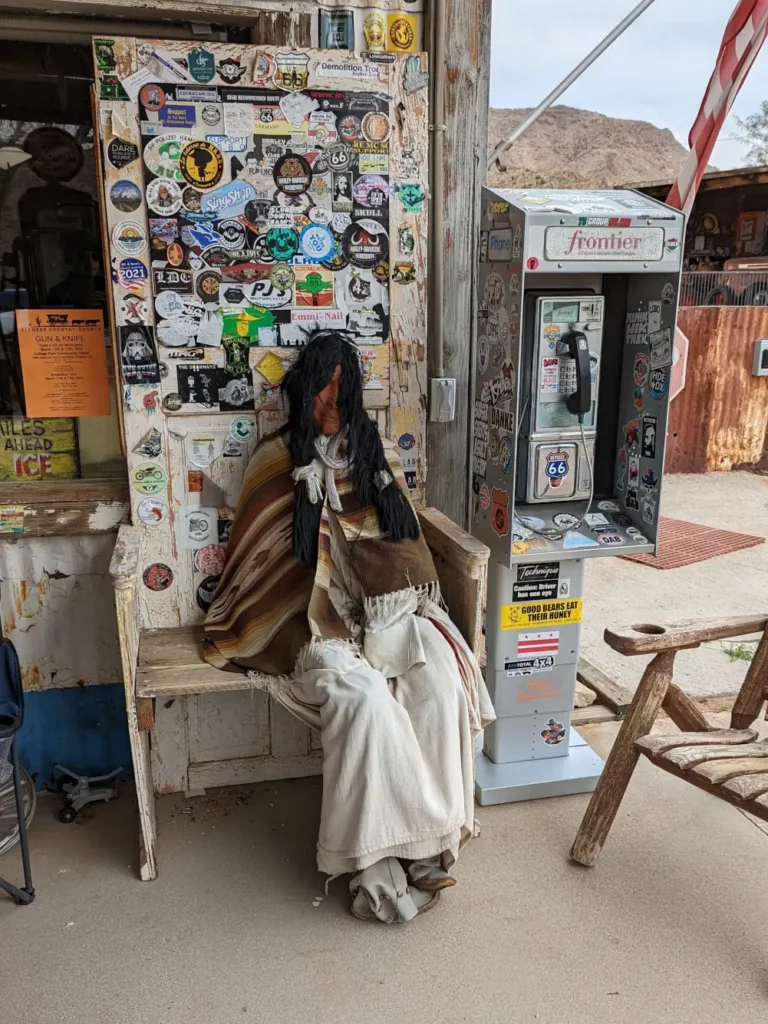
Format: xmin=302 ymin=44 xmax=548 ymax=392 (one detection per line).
xmin=633 ymin=352 xmax=649 ymax=386
xmin=265 ymin=227 xmax=300 ymax=261
xmin=562 ymin=531 xmax=598 ymax=549
xmin=137 ymin=496 xmax=168 ymax=525
xmin=218 ymin=374 xmax=255 ymax=411
xmin=188 ymin=469 xmax=203 ymax=492
xmin=229 ymin=415 xmax=256 ymax=443
xmin=318 ymin=8 xmax=355 ymax=49
xmin=502 ymin=599 xmax=581 ymax=630
xmin=133 ymin=427 xmax=162 ymax=459
xmin=397 ymin=182 xmax=425 ymax=212
xmin=179 ymin=140 xmax=224 ymax=190
xmin=119 ymin=293 xmax=148 ymax=325
xmin=628 ymin=455 xmax=640 ymax=486
xmin=513 ymin=563 xmax=560 ymax=602
xmin=552 ymin=512 xmax=579 ymax=529
xmin=139 ymin=83 xmax=166 ymax=111
xmin=625 ymin=485 xmax=640 ymax=511
xmin=332 ymin=171 xmax=354 ymax=211
xmin=131 ymin=462 xmax=168 ymax=496
xmin=612 ymin=512 xmax=633 ymax=527
xmin=200 ymin=105 xmax=221 ymax=128
xmin=649 ymin=366 xmax=668 ymax=400
xmin=188 ymin=45 xmax=215 ymax=83
xmin=391 ymin=261 xmax=415 ymax=284
xmin=107 ymin=138 xmax=139 ymax=170
xmin=642 ymin=502 xmax=655 ymax=525
xmin=153 ymin=268 xmax=193 ymax=294
xmin=299 ymin=223 xmax=335 ymax=262
xmin=387 ymin=13 xmax=417 ymax=52
xmin=118 ymin=254 xmax=149 ymax=287
xmin=194 ymin=544 xmax=226 ymax=575
xmin=490 ymin=488 xmax=510 ymax=537
xmin=512 ymin=542 xmax=529 ymax=554
xmin=143 ymin=133 xmax=192 ymax=181
xmin=251 ymin=51 xmax=275 ymax=87
xmin=541 ymin=719 xmax=566 ymax=745
xmin=178 ymin=367 xmax=219 ymax=407
xmin=111 ymin=220 xmax=147 ymax=257
xmin=146 ymin=178 xmax=183 ymax=216
xmin=641 ymin=416 xmax=657 ymax=459
xmin=597 ymin=530 xmax=625 ymax=547
xmin=272 ymin=51 xmax=310 ymax=91
xmin=186 ymin=432 xmax=224 ymax=468
xmin=163 ymin=393 xmax=183 ymax=412
xmin=597 ymin=500 xmax=619 ymax=512
xmin=143 ymin=563 xmax=174 ymax=592
xmin=363 ymin=11 xmax=387 ymax=50
xmin=517 ymin=631 xmax=560 ymax=657
xmin=584 ymin=512 xmax=609 ymax=528
xmin=622 ymin=419 xmax=640 ymax=448
xmin=342 ymin=220 xmax=388 ymax=269
xmin=0 ymin=505 xmax=24 ymax=535
xmin=505 ymin=656 xmax=556 ymax=677
xmin=483 ymin=272 xmax=505 ymax=309
xmin=294 ymin=266 xmax=335 ymax=306
xmin=120 ymin=325 xmax=160 ymax=385
xmin=110 ymin=180 xmax=142 ymax=213
xmin=272 ymin=152 xmax=312 ymax=196
xmin=649 ymin=328 xmax=673 ymax=369
xmin=180 ymin=506 xmax=216 ymax=548
xmin=158 ymin=104 xmax=196 ymax=129
xmin=217 ymin=219 xmax=246 ymax=250
xmin=641 ymin=468 xmax=658 ymax=493
xmin=270 ymin=263 xmax=295 ymax=290
xmin=216 ymin=56 xmax=247 ymax=84
xmin=361 ymin=111 xmax=391 ymax=144
xmin=197 ymin=574 xmax=221 ymax=611
xmin=662 ymin=282 xmax=676 ymax=305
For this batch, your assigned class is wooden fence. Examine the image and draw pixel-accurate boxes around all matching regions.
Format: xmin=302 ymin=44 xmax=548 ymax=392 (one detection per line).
xmin=666 ymin=307 xmax=768 ymax=473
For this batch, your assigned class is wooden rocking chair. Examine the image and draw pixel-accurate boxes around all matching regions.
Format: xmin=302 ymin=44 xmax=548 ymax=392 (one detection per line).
xmin=571 ymin=614 xmax=768 ymax=868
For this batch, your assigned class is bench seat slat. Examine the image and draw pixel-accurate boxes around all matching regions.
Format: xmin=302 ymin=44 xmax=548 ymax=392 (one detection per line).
xmin=137 ymin=626 xmax=253 ymax=697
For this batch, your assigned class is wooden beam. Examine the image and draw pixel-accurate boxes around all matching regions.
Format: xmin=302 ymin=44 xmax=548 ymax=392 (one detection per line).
xmin=577 ymin=658 xmax=633 ymax=714
xmin=662 ymin=683 xmax=714 ymax=732
xmin=572 ymin=705 xmax=616 ymax=726
xmin=0 ymin=477 xmax=130 ymax=537
xmin=136 ymin=698 xmax=154 ymax=732
xmin=731 ymin=627 xmax=768 ymax=730
xmin=605 ymin=615 xmax=768 ymax=656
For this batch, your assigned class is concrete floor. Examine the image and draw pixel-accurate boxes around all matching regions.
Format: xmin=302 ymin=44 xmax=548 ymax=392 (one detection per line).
xmin=582 ymin=471 xmax=768 ymax=698
xmin=4 ymin=716 xmax=768 ymax=1024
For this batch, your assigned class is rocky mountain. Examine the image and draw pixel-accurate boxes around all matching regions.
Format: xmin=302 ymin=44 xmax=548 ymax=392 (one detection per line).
xmin=487 ymin=105 xmax=689 ymax=190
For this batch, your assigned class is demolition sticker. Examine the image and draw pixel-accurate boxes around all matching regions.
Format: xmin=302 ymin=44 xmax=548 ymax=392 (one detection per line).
xmin=501 ymin=598 xmax=582 ymax=630
xmin=513 ymin=562 xmax=559 ymax=602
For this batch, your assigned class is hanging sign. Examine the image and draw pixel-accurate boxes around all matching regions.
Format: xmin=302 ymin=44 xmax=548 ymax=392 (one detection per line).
xmin=0 ymin=417 xmax=78 ymax=481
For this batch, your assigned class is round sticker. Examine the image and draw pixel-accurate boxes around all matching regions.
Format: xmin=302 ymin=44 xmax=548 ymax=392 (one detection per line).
xmin=218 ymin=219 xmax=247 ymax=250
xmin=201 ymin=104 xmax=221 ymax=126
xmin=353 ymin=174 xmax=389 ymax=210
xmin=112 ymin=221 xmax=147 ymax=257
xmin=119 ymin=258 xmax=148 ymax=286
xmin=119 ymin=293 xmax=148 ymax=324
xmin=362 ymin=112 xmax=390 ymax=144
xmin=182 ymin=187 xmax=203 ymax=212
xmin=342 ymin=220 xmax=388 ymax=269
xmin=299 ymin=223 xmax=334 ymax=262
xmin=167 ymin=242 xmax=185 ymax=267
xmin=110 ymin=180 xmax=142 ymax=213
xmin=338 ymin=115 xmax=361 ymax=142
xmin=146 ymin=178 xmax=183 ymax=216
xmin=270 ymin=263 xmax=295 ymax=289
xmin=229 ymin=416 xmax=256 ymax=443
xmin=131 ymin=462 xmax=168 ymax=496
xmin=155 ymin=290 xmax=186 ymax=319
xmin=597 ymin=500 xmax=620 ymax=512
xmin=265 ymin=227 xmax=299 ymax=261
xmin=180 ymin=140 xmax=224 ymax=190
xmin=163 ymin=393 xmax=183 ymax=411
xmin=158 ymin=362 xmax=169 ymax=379
xmin=331 ymin=212 xmax=352 ymax=234
xmin=527 ymin=256 xmax=540 ymax=271
xmin=194 ymin=545 xmax=226 ymax=575
xmin=196 ymin=574 xmax=221 ymax=611
xmin=201 ymin=245 xmax=232 ymax=268
xmin=107 ymin=138 xmax=139 ymax=170
xmin=143 ymin=563 xmax=174 ymax=592
xmin=139 ymin=83 xmax=165 ymax=111
xmin=321 ymin=242 xmax=349 ymax=273
xmin=137 ymin=497 xmax=168 ymax=526
xmin=552 ymin=512 xmax=579 ymax=529
xmin=143 ymin=133 xmax=192 ymax=181
xmin=157 ymin=318 xmax=200 ymax=346
xmin=196 ymin=270 xmax=221 ymax=303
xmin=273 ymin=152 xmax=312 ymax=195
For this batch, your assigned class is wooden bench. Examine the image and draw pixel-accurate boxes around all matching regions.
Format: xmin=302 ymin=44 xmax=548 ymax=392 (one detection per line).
xmin=110 ymin=508 xmax=489 ymax=880
xmin=571 ymin=614 xmax=768 ymax=868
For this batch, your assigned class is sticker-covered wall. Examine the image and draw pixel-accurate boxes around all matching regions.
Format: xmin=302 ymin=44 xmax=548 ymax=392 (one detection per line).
xmin=95 ymin=40 xmax=429 ymax=633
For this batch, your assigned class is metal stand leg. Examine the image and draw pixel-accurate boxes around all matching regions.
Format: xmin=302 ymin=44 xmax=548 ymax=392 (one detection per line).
xmin=0 ymin=737 xmax=35 ymax=905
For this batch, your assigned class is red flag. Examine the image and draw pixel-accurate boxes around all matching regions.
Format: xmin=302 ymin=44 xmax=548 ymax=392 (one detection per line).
xmin=667 ymin=0 xmax=768 ymax=214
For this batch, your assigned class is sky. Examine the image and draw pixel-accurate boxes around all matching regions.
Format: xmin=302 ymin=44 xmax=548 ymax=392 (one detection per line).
xmin=490 ymin=0 xmax=768 ymax=170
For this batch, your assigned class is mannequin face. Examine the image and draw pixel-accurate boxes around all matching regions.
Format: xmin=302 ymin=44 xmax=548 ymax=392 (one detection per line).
xmin=312 ymin=364 xmax=343 ymax=435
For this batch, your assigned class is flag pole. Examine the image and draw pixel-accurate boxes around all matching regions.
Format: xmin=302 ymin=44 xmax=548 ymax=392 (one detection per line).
xmin=487 ymin=0 xmax=658 ymax=172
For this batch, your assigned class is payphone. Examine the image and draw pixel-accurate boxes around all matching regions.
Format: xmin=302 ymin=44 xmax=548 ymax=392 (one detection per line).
xmin=472 ymin=187 xmax=685 ymax=805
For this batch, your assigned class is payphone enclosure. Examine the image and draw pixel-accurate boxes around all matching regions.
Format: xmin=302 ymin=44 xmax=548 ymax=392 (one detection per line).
xmin=472 ymin=187 xmax=685 ymax=805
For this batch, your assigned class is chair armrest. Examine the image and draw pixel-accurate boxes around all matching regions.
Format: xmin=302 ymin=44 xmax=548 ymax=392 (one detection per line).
xmin=419 ymin=508 xmax=489 ymax=657
xmin=605 ymin=614 xmax=768 ymax=656
xmin=110 ymin=524 xmax=141 ymax=587
xmin=418 ymin=508 xmax=490 ymax=579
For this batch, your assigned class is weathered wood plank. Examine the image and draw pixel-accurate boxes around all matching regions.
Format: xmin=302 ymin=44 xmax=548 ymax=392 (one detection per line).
xmin=692 ymin=757 xmax=768 ymax=785
xmin=136 ymin=697 xmax=154 ymax=732
xmin=188 ymin=752 xmax=323 ymax=790
xmin=605 ymin=616 xmax=768 ymax=656
xmin=662 ymin=683 xmax=714 ymax=732
xmin=643 ymin=750 xmax=768 ymax=826
xmin=731 ymin=627 xmax=768 ymax=730
xmin=635 ymin=729 xmax=758 ymax=757
xmin=661 ymin=741 xmax=768 ymax=770
xmin=571 ymin=651 xmax=675 ymax=867
xmin=572 ymin=705 xmax=616 ymax=726
xmin=418 ymin=507 xmax=489 ymax=577
xmin=576 ymin=658 xmax=633 ymax=714
xmin=137 ymin=626 xmax=249 ymax=697
xmin=720 ymin=773 xmax=768 ymax=801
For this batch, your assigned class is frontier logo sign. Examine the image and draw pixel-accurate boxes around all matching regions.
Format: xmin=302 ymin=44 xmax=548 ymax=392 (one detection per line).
xmin=544 ymin=226 xmax=665 ymax=262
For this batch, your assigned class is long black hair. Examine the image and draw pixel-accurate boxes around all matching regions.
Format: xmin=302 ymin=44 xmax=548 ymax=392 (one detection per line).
xmin=281 ymin=330 xmax=419 ymax=566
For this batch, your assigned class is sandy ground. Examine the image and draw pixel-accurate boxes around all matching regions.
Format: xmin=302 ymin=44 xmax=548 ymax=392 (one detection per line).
xmin=582 ymin=471 xmax=768 ymax=697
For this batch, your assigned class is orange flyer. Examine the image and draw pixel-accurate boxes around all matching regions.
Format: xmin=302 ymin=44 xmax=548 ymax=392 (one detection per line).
xmin=17 ymin=309 xmax=110 ymax=417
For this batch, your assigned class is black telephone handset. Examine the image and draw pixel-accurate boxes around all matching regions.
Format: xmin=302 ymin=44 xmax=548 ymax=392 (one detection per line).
xmin=558 ymin=329 xmax=591 ymax=417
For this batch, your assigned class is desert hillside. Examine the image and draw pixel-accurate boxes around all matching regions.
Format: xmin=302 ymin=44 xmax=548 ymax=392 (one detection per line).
xmin=487 ymin=105 xmax=689 ymax=190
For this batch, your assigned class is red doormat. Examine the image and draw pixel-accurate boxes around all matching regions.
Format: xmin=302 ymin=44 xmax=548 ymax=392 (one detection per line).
xmin=621 ymin=517 xmax=765 ymax=570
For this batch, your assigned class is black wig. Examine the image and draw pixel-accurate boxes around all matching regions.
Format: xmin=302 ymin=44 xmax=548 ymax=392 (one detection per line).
xmin=281 ymin=330 xmax=420 ymax=567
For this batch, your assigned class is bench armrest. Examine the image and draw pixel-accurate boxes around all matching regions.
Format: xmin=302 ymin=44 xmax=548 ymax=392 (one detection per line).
xmin=419 ymin=508 xmax=489 ymax=657
xmin=605 ymin=615 xmax=768 ymax=656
